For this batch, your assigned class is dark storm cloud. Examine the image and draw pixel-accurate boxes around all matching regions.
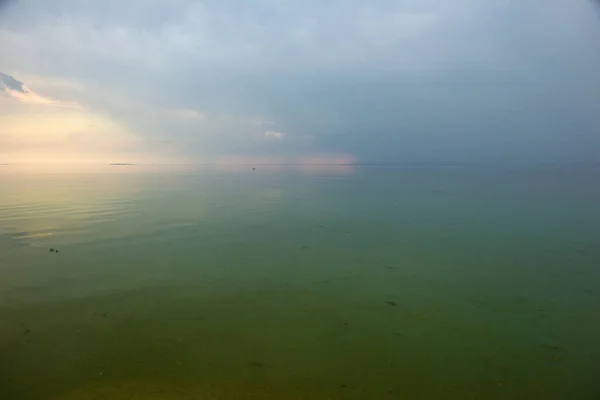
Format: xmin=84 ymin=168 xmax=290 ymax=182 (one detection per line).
xmin=0 ymin=0 xmax=15 ymax=11
xmin=1 ymin=0 xmax=600 ymax=164
xmin=0 ymin=71 xmax=27 ymax=93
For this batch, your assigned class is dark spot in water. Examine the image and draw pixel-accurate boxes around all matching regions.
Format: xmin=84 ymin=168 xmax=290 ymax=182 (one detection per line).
xmin=301 ymin=245 xmax=308 ymax=250
xmin=322 ymin=280 xmax=330 ymax=284
xmin=385 ymin=301 xmax=397 ymax=306
xmin=102 ymin=312 xmax=109 ymax=318
xmin=385 ymin=266 xmax=396 ymax=270
xmin=539 ymin=336 xmax=561 ymax=350
xmin=318 ymin=225 xmax=324 ymax=228
xmin=340 ymin=384 xmax=347 ymax=388
xmin=252 ymin=168 xmax=256 ymax=171
xmin=542 ymin=344 xmax=561 ymax=350
xmin=392 ymin=332 xmax=402 ymax=336
xmin=584 ymin=289 xmax=592 ymax=293
xmin=250 ymin=361 xmax=264 ymax=368
xmin=49 ymin=248 xmax=55 ymax=252
xmin=23 ymin=328 xmax=31 ymax=335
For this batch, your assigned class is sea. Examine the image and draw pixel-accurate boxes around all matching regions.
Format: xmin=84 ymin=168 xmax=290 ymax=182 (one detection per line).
xmin=0 ymin=164 xmax=599 ymax=399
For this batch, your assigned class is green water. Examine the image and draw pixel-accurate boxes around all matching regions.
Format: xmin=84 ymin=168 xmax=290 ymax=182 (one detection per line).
xmin=1 ymin=165 xmax=599 ymax=399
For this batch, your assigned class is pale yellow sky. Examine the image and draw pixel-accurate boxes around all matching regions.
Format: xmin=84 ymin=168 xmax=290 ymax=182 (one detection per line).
xmin=0 ymin=84 xmax=150 ymax=164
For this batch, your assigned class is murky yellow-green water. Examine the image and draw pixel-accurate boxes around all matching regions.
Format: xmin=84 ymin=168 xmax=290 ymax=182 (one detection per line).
xmin=1 ymin=165 xmax=599 ymax=399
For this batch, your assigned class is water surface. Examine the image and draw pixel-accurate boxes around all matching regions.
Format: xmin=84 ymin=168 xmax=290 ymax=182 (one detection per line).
xmin=1 ymin=164 xmax=599 ymax=399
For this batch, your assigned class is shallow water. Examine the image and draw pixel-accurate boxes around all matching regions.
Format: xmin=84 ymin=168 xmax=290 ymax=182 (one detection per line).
xmin=1 ymin=164 xmax=599 ymax=399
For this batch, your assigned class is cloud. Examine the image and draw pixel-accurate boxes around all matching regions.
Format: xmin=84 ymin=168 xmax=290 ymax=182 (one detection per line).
xmin=0 ymin=71 xmax=81 ymax=107
xmin=169 ymin=109 xmax=205 ymax=120
xmin=264 ymin=131 xmax=285 ymax=140
xmin=1 ymin=1 xmax=600 ymax=165
xmin=0 ymin=71 xmax=27 ymax=93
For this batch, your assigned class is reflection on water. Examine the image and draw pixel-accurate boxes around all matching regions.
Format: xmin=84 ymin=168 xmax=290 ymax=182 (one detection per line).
xmin=214 ymin=163 xmax=355 ymax=176
xmin=1 ymin=165 xmax=599 ymax=399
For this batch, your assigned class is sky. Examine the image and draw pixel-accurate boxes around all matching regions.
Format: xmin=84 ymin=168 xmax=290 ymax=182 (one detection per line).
xmin=1 ymin=0 xmax=599 ymax=165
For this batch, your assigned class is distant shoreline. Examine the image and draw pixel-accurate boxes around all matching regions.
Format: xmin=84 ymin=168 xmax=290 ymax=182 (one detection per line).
xmin=109 ymin=163 xmax=135 ymax=166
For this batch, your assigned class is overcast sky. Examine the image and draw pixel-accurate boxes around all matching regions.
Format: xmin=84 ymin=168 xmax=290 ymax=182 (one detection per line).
xmin=1 ymin=0 xmax=599 ymax=165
